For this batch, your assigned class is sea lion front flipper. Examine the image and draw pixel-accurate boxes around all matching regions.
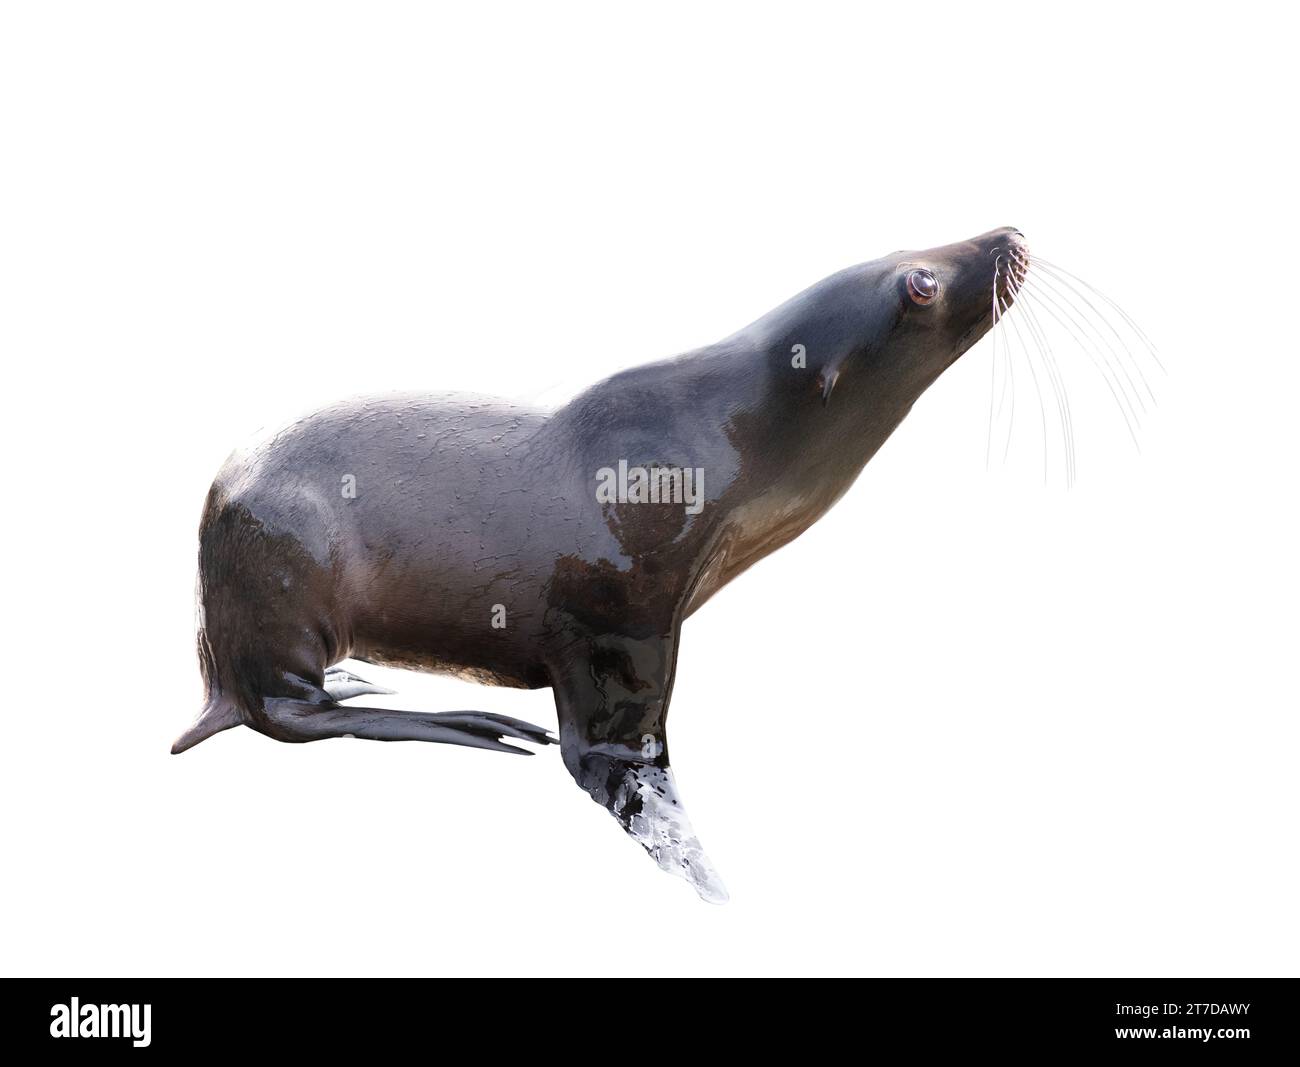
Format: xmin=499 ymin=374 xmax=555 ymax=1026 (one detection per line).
xmin=581 ymin=754 xmax=729 ymax=904
xmin=550 ymin=630 xmax=729 ymax=904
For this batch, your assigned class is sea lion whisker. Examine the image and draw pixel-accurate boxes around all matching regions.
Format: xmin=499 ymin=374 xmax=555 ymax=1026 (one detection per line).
xmin=1018 ymin=276 xmax=1142 ymax=450
xmin=997 ymin=293 xmax=1018 ymax=456
xmin=1028 ymin=264 xmax=1156 ymax=406
xmin=995 ymin=267 xmax=1013 ymax=421
xmin=987 ymin=254 xmax=1003 ymax=469
xmin=1033 ymin=256 xmax=1164 ymax=373
xmin=1031 ymin=260 xmax=1162 ymax=401
xmin=1021 ymin=270 xmax=1146 ymax=411
xmin=1010 ymin=252 xmax=1072 ymax=478
xmin=999 ymin=292 xmax=1047 ymax=476
xmin=1022 ymin=273 xmax=1148 ymax=421
xmin=1000 ymin=287 xmax=1052 ymax=485
xmin=1014 ymin=276 xmax=1078 ymax=486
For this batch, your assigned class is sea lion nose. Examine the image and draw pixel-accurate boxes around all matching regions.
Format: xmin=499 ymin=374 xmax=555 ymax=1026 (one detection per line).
xmin=981 ymin=227 xmax=1025 ymax=254
xmin=998 ymin=229 xmax=1029 ymax=262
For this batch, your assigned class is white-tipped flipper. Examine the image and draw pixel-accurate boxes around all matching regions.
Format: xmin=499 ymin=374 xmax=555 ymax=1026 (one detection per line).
xmin=323 ymin=666 xmax=397 ymax=702
xmin=614 ymin=765 xmax=729 ymax=904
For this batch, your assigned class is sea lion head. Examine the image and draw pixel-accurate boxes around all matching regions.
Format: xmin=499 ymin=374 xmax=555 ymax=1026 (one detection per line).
xmin=813 ymin=226 xmax=1026 ymax=404
xmin=893 ymin=226 xmax=1027 ymax=363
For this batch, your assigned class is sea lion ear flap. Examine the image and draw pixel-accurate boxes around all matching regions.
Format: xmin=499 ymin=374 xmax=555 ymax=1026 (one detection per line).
xmin=817 ymin=355 xmax=846 ymax=406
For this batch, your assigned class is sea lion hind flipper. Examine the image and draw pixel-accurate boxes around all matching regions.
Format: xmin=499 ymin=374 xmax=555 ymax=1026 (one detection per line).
xmin=255 ymin=697 xmax=552 ymax=755
xmin=322 ymin=666 xmax=398 ymax=701
xmin=170 ymin=695 xmax=242 ymax=754
xmin=423 ymin=711 xmax=557 ymax=747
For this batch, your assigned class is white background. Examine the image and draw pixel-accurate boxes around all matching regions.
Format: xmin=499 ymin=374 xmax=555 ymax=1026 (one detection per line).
xmin=1 ymin=2 xmax=1295 ymax=977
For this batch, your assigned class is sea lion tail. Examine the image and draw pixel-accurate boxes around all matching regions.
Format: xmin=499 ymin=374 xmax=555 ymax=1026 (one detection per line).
xmin=171 ymin=696 xmax=242 ymax=754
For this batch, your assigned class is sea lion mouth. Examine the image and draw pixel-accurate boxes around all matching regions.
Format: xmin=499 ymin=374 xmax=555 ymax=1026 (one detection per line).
xmin=951 ymin=235 xmax=1029 ymax=358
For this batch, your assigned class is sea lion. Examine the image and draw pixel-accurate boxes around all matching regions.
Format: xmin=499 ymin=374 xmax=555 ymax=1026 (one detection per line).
xmin=175 ymin=227 xmax=1028 ymax=902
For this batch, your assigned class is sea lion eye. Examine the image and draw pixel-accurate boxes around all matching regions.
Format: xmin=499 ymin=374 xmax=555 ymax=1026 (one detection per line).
xmin=907 ymin=269 xmax=939 ymax=305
